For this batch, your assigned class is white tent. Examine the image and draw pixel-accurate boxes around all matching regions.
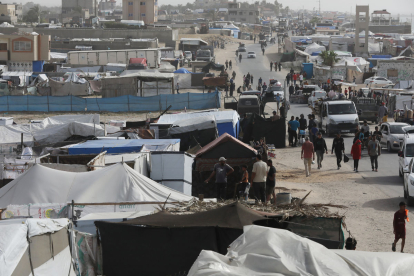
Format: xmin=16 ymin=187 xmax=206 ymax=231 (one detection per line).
xmin=0 ymin=163 xmax=193 ymax=210
xmin=0 ymin=218 xmax=75 ymax=276
xmin=304 ymin=42 xmax=326 ymax=54
xmin=359 ymin=30 xmax=375 ymax=37
xmin=188 ymin=225 xmax=414 ymax=276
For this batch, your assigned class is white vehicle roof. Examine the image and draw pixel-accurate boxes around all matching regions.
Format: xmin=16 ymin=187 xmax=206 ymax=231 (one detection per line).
xmin=240 ymin=95 xmax=259 ymax=99
xmin=385 ymin=122 xmax=410 ymax=126
xmin=325 ymin=100 xmax=353 ymax=105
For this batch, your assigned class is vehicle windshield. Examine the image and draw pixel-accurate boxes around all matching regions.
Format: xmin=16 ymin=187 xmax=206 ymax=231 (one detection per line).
xmin=248 ymin=52 xmax=255 ymax=54
xmin=239 ymin=98 xmax=258 ymax=106
xmin=268 ymin=86 xmax=283 ymax=91
xmin=390 ymin=125 xmax=407 ymax=134
xmin=197 ymin=51 xmax=210 ymax=57
xmin=328 ymin=104 xmax=356 ymax=115
xmin=406 ymin=144 xmax=414 ymax=158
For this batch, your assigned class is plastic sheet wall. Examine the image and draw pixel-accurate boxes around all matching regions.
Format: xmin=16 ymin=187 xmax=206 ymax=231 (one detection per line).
xmin=0 ymin=92 xmax=221 ymax=112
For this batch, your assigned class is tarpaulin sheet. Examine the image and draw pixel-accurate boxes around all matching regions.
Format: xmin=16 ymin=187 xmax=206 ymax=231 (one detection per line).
xmin=0 ymin=92 xmax=221 ymax=112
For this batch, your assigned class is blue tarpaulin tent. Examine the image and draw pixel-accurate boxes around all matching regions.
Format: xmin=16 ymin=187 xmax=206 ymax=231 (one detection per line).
xmin=68 ymin=139 xmax=181 ymax=155
xmin=174 ymin=68 xmax=192 ymax=74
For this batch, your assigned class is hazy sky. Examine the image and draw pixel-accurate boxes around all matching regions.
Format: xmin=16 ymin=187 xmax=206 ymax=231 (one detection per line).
xmin=10 ymin=0 xmax=414 ymax=17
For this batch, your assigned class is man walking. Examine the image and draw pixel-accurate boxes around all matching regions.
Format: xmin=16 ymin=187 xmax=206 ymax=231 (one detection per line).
xmin=299 ymin=73 xmax=304 ymax=85
xmin=378 ymin=102 xmax=388 ymax=125
xmin=286 ymin=73 xmax=291 ymax=86
xmin=292 ymin=72 xmax=297 ymax=85
xmin=251 ymin=154 xmax=268 ymax=204
xmin=368 ymin=134 xmax=381 ymax=172
xmin=205 ymin=157 xmax=234 ymax=201
xmin=332 ymin=132 xmax=345 ymax=170
xmin=229 ymin=60 xmax=232 ymax=69
xmin=176 ymin=82 xmax=180 ymax=94
xmin=301 ymin=137 xmax=315 ymax=177
xmin=314 ymin=132 xmax=328 ymax=169
xmin=225 ymin=60 xmax=228 ymax=70
xmin=278 ymin=62 xmax=281 ymax=71
xmin=275 ymin=93 xmax=281 ymax=110
xmin=279 ymin=102 xmax=286 ymax=118
xmin=289 ymin=84 xmax=294 ymax=96
xmin=288 ymin=116 xmax=300 ymax=147
xmin=266 ymin=159 xmax=276 ymax=205
xmin=270 ymin=61 xmax=273 ymax=71
xmin=392 ymin=202 xmax=408 ymax=253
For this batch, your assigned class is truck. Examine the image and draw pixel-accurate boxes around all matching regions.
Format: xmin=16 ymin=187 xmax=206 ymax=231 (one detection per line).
xmin=67 ymin=49 xmax=161 ymax=68
xmin=224 ymin=94 xmax=262 ymax=117
xmin=196 ymin=45 xmax=215 ymax=62
xmin=314 ymin=100 xmax=359 ymax=136
xmin=353 ymin=98 xmax=379 ymax=124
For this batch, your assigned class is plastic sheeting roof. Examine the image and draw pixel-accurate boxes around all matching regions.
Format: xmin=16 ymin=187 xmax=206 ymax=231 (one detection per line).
xmin=157 ymin=110 xmax=240 ymax=127
xmin=304 ymin=42 xmax=326 ymax=54
xmin=0 ymin=163 xmax=193 ymax=208
xmin=170 ymin=115 xmax=217 ymax=134
xmin=188 ymin=225 xmax=414 ymax=276
xmin=174 ymin=68 xmax=192 ymax=74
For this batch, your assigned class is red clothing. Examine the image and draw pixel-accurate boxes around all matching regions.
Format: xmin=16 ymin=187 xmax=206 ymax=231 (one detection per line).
xmin=293 ymin=74 xmax=297 ymax=80
xmin=351 ymin=140 xmax=361 ymax=160
xmin=302 ymin=141 xmax=314 ymax=159
xmin=344 ymin=89 xmax=348 ymax=95
xmin=394 ymin=210 xmax=407 ymax=239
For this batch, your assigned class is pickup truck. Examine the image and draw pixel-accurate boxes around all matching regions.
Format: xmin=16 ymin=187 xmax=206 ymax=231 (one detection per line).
xmin=224 ymin=94 xmax=262 ymax=117
xmin=315 ymin=100 xmax=359 ymax=136
xmin=196 ymin=49 xmax=215 ymax=62
xmin=353 ymin=98 xmax=379 ymax=124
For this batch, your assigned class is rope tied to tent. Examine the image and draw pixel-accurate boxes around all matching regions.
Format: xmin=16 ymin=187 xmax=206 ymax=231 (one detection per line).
xmin=48 ymin=232 xmax=55 ymax=260
xmin=26 ymin=234 xmax=35 ymax=276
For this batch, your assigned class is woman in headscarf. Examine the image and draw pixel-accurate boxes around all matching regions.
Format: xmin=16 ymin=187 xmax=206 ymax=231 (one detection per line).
xmin=351 ymin=139 xmax=362 ymax=173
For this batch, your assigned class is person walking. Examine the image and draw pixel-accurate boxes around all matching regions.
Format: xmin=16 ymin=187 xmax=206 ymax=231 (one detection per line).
xmin=378 ymin=102 xmax=388 ymax=125
xmin=274 ymin=61 xmax=278 ymax=70
xmin=288 ymin=116 xmax=300 ymax=146
xmin=238 ymin=165 xmax=250 ymax=200
xmin=299 ymin=114 xmax=307 ymax=134
xmin=251 ymin=154 xmax=268 ymax=204
xmin=286 ymin=73 xmax=291 ymax=86
xmin=392 ymin=201 xmax=408 ymax=253
xmin=225 ymin=60 xmax=229 ymax=70
xmin=279 ymin=102 xmax=286 ymax=118
xmin=251 ymin=74 xmax=254 ymax=84
xmin=351 ymin=139 xmax=362 ymax=172
xmin=292 ymin=73 xmax=297 ymax=85
xmin=278 ymin=62 xmax=281 ymax=71
xmin=232 ymin=70 xmax=236 ymax=79
xmin=258 ymin=77 xmax=262 ymax=87
xmin=262 ymin=47 xmax=265 ymax=55
xmin=299 ymin=73 xmax=304 ymax=85
xmin=275 ymin=93 xmax=281 ymax=110
xmin=314 ymin=132 xmax=327 ymax=169
xmin=332 ymin=132 xmax=345 ymax=170
xmin=204 ymin=157 xmax=234 ymax=201
xmin=239 ymin=54 xmax=242 ymax=63
xmin=229 ymin=60 xmax=232 ymax=69
xmin=176 ymin=82 xmax=180 ymax=94
xmin=310 ymin=123 xmax=319 ymax=143
xmin=230 ymin=81 xmax=235 ymax=97
xmin=270 ymin=61 xmax=273 ymax=71
xmin=289 ymin=84 xmax=294 ymax=96
xmin=368 ymin=134 xmax=381 ymax=172
xmin=301 ymin=136 xmax=315 ymax=177
xmin=266 ymin=159 xmax=276 ymax=205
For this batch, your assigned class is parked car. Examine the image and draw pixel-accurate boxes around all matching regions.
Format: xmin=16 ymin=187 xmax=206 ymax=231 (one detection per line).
xmin=237 ymin=95 xmax=262 ymax=117
xmin=380 ymin=122 xmax=410 ymax=152
xmin=399 ymin=126 xmax=414 ymax=178
xmin=184 ymin=51 xmax=192 ymax=60
xmin=247 ymin=51 xmax=256 ymax=58
xmin=238 ymin=47 xmax=247 ymax=52
xmin=364 ymin=76 xmax=393 ymax=85
xmin=402 ymin=158 xmax=414 ymax=206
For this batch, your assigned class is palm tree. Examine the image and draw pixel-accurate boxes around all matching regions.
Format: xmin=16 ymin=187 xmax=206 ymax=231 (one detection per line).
xmin=319 ymin=51 xmax=340 ymax=67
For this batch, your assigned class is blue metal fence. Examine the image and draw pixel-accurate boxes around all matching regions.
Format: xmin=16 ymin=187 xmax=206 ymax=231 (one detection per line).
xmin=0 ymin=92 xmax=221 ymax=112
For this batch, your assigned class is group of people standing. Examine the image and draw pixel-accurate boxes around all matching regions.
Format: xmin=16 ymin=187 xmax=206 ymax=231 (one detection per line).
xmin=270 ymin=61 xmax=281 ymax=72
xmin=205 ymin=155 xmax=277 ymax=205
xmin=286 ymin=69 xmax=305 ymax=86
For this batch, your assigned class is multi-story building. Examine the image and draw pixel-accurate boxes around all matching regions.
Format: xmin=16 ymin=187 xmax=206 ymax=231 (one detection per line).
xmin=227 ymin=0 xmax=259 ymax=24
xmin=0 ymin=3 xmax=17 ymax=24
xmin=0 ymin=33 xmax=51 ymax=72
xmin=62 ymin=0 xmax=98 ymax=17
xmin=122 ymin=0 xmax=158 ymax=25
xmin=99 ymin=0 xmax=117 ymax=12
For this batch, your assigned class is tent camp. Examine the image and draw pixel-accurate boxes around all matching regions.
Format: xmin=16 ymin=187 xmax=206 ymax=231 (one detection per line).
xmin=168 ymin=115 xmax=218 ymax=151
xmin=95 ymin=203 xmax=277 ymax=276
xmin=68 ymin=139 xmax=180 ymax=154
xmin=304 ymin=42 xmax=326 ymax=55
xmin=188 ymin=225 xmax=414 ymax=276
xmin=0 ymin=163 xmax=193 ymax=212
xmin=155 ymin=110 xmax=240 ymax=138
xmin=174 ymin=68 xmax=193 ymax=89
xmin=0 ymin=218 xmax=75 ymax=276
xmin=195 ymin=133 xmax=257 ymax=172
xmin=242 ymin=113 xmax=286 ymax=148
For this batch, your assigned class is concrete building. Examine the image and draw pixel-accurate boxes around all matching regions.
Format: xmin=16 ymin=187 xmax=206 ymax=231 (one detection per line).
xmin=122 ymin=0 xmax=158 ymax=25
xmin=377 ymin=60 xmax=414 ymax=83
xmin=227 ymin=1 xmax=259 ymax=24
xmin=0 ymin=3 xmax=17 ymax=24
xmin=0 ymin=33 xmax=50 ymax=73
xmin=62 ymin=0 xmax=98 ymax=17
xmin=99 ymin=0 xmax=117 ymax=12
xmin=355 ymin=5 xmax=369 ymax=57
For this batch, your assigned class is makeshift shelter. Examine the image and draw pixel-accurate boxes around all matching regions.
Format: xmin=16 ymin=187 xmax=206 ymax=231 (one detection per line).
xmin=154 ymin=110 xmax=240 ymax=138
xmin=0 ymin=218 xmax=75 ymax=276
xmin=242 ymin=113 xmax=286 ymax=148
xmin=0 ymin=163 xmax=193 ymax=213
xmin=167 ymin=115 xmax=218 ymax=151
xmin=174 ymin=67 xmax=193 ymax=89
xmin=304 ymin=42 xmax=326 ymax=55
xmin=188 ymin=225 xmax=414 ymax=276
xmin=201 ymin=62 xmax=225 ymax=73
xmin=95 ymin=203 xmax=277 ymax=276
xmin=195 ymin=133 xmax=257 ymax=172
xmin=68 ymin=139 xmax=180 ymax=154
xmin=150 ymin=152 xmax=194 ymax=195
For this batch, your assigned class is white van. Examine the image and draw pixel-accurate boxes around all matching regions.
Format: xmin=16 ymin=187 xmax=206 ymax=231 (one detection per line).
xmin=399 ymin=126 xmax=414 ymax=177
xmin=317 ymin=100 xmax=359 ymax=136
xmin=308 ymin=91 xmax=327 ymax=106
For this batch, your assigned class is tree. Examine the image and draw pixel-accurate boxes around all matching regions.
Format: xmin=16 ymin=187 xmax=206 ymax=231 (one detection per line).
xmin=319 ymin=51 xmax=340 ymax=67
xmin=310 ymin=16 xmax=321 ymax=25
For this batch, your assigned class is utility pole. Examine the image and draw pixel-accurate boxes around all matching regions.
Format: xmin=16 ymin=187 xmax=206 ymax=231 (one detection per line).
xmin=318 ymin=0 xmax=321 ymax=14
